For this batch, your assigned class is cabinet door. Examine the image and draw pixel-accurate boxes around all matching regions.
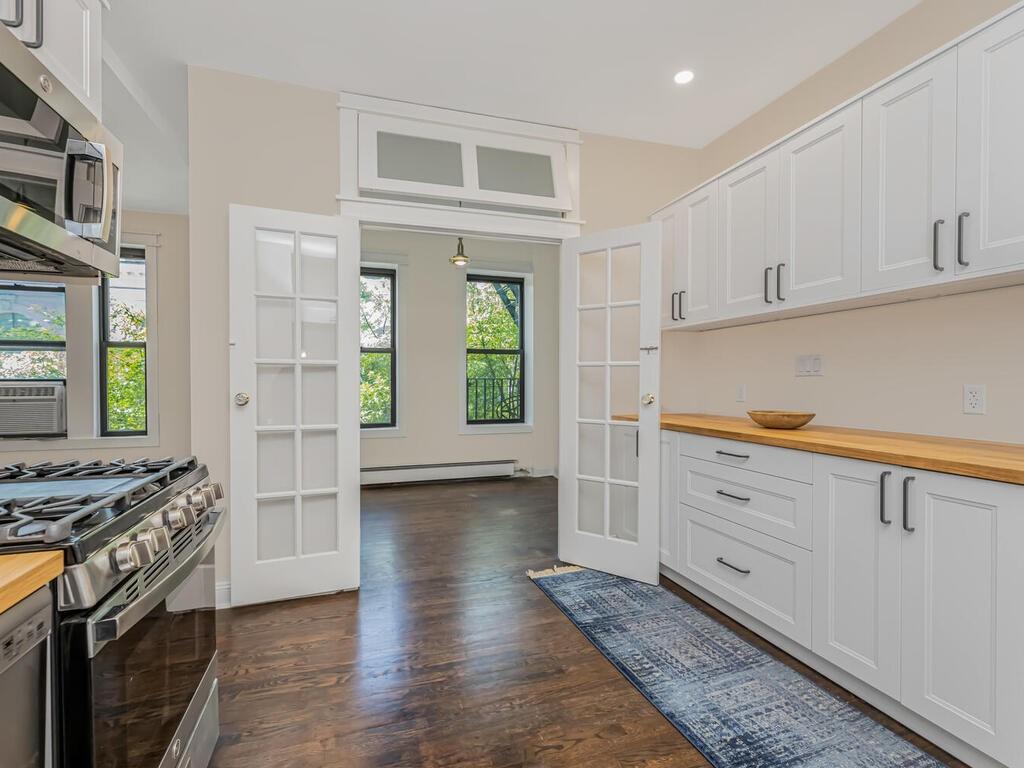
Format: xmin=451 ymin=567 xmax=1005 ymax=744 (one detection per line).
xmin=659 ymin=431 xmax=678 ymax=569
xmin=717 ymin=151 xmax=778 ymax=318
xmin=652 ymin=202 xmax=682 ymax=328
xmin=812 ymin=456 xmax=901 ymax=699
xmin=674 ymin=182 xmax=718 ymax=325
xmin=901 ymin=470 xmax=1024 ymax=765
xmin=6 ymin=0 xmax=103 ymax=119
xmin=956 ymin=8 xmax=1024 ymax=276
xmin=862 ymin=51 xmax=957 ymax=291
xmin=779 ymin=103 xmax=861 ymax=306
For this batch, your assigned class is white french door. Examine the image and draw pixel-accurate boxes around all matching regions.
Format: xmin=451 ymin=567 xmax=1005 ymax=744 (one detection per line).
xmin=229 ymin=205 xmax=361 ymax=607
xmin=559 ymin=223 xmax=661 ymax=584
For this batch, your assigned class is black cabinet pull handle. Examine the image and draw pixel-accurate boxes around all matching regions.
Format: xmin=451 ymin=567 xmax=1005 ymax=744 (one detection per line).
xmin=902 ymin=475 xmax=916 ymax=533
xmin=716 ymin=489 xmax=751 ymax=503
xmin=764 ymin=266 xmax=773 ymax=304
xmin=717 ymin=556 xmax=751 ymax=575
xmin=715 ymin=450 xmax=750 ymax=460
xmin=776 ymin=262 xmax=786 ymax=301
xmin=2 ymin=0 xmax=24 ymax=27
xmin=670 ymin=290 xmax=678 ymax=322
xmin=957 ymin=212 xmax=970 ymax=268
xmin=879 ymin=471 xmax=892 ymax=525
xmin=678 ymin=289 xmax=686 ymax=321
xmin=932 ymin=219 xmax=945 ymax=272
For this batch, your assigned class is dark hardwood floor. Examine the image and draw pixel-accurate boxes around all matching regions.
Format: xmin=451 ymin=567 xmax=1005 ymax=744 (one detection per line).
xmin=211 ymin=477 xmax=961 ymax=768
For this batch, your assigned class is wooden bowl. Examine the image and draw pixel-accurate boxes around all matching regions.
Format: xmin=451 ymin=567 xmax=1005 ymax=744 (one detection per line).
xmin=747 ymin=410 xmax=816 ymax=430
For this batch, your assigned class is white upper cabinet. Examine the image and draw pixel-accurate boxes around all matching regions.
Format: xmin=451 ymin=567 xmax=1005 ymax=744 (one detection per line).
xmin=956 ymin=8 xmax=1024 ymax=276
xmin=779 ymin=102 xmax=862 ymax=307
xmin=901 ymin=470 xmax=1024 ymax=766
xmin=652 ymin=201 xmax=682 ymax=328
xmin=2 ymin=0 xmax=103 ymax=119
xmin=676 ymin=182 xmax=718 ymax=325
xmin=862 ymin=50 xmax=957 ymax=291
xmin=717 ymin=150 xmax=779 ymax=318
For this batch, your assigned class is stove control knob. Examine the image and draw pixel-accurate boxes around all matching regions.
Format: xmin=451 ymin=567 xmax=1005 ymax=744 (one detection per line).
xmin=138 ymin=527 xmax=171 ymax=554
xmin=200 ymin=487 xmax=218 ymax=508
xmin=112 ymin=540 xmax=155 ymax=574
xmin=209 ymin=482 xmax=225 ymax=500
xmin=164 ymin=507 xmax=186 ymax=531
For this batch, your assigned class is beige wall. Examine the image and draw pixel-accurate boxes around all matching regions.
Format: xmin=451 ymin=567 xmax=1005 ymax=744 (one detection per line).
xmin=660 ymin=0 xmax=1024 ymax=443
xmin=0 ymin=209 xmax=191 ymax=464
xmin=360 ymin=230 xmax=559 ymax=473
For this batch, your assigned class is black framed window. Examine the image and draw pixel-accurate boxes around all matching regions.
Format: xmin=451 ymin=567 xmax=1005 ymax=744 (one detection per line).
xmin=0 ymin=282 xmax=67 ymax=380
xmin=99 ymin=248 xmax=148 ymax=435
xmin=360 ymin=268 xmax=396 ymax=428
xmin=466 ymin=275 xmax=524 ymax=424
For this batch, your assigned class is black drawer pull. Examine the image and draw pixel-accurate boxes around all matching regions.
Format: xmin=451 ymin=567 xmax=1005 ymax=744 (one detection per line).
xmin=715 ymin=450 xmax=750 ymax=460
xmin=716 ymin=489 xmax=751 ymax=503
xmin=716 ymin=556 xmax=751 ymax=575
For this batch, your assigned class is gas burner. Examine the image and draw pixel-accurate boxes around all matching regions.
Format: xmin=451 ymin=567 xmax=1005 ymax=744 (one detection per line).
xmin=0 ymin=457 xmax=178 ymax=481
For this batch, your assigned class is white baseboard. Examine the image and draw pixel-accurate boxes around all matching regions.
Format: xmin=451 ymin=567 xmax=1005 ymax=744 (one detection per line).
xmin=361 ymin=459 xmax=516 ymax=485
xmin=215 ymin=580 xmax=232 ymax=610
xmin=660 ymin=564 xmax=1006 ymax=768
xmin=529 ymin=466 xmax=556 ymax=478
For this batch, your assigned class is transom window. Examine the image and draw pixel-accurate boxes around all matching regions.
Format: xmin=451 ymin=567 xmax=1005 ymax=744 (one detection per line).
xmin=100 ymin=249 xmax=148 ymax=435
xmin=359 ymin=268 xmax=396 ymax=428
xmin=465 ymin=275 xmax=525 ymax=425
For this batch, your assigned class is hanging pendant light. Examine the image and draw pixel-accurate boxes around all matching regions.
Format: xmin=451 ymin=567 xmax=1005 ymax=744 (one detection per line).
xmin=450 ymin=237 xmax=469 ymax=267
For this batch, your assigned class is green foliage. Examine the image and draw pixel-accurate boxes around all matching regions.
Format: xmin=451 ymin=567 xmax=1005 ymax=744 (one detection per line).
xmin=0 ymin=292 xmax=67 ymax=379
xmin=466 ymin=280 xmax=522 ymax=422
xmin=360 ymin=352 xmax=392 ymax=425
xmin=104 ymin=298 xmax=146 ymax=432
xmin=360 ymin=272 xmax=394 ymax=426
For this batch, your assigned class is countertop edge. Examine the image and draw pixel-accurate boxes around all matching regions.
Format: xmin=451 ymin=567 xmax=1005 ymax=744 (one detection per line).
xmin=0 ymin=552 xmax=63 ymax=614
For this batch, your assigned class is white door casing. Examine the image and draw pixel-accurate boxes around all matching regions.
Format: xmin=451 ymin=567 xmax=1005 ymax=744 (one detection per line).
xmin=862 ymin=50 xmax=957 ymax=291
xmin=229 ymin=205 xmax=361 ymax=607
xmin=559 ymin=223 xmax=661 ymax=584
xmin=956 ymin=8 xmax=1024 ymax=275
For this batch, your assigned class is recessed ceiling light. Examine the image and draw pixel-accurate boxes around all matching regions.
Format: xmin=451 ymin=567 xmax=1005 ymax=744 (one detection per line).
xmin=673 ymin=70 xmax=695 ymax=85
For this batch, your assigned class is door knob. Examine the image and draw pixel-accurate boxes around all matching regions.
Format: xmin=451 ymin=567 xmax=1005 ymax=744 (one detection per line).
xmin=234 ymin=392 xmax=251 ymax=406
xmin=641 ymin=393 xmax=656 ymax=406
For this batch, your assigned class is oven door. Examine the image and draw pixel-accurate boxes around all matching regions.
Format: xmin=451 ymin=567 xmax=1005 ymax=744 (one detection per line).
xmin=59 ymin=509 xmax=224 ymax=768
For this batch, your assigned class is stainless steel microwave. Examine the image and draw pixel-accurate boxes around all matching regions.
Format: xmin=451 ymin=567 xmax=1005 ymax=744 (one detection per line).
xmin=0 ymin=23 xmax=122 ymax=280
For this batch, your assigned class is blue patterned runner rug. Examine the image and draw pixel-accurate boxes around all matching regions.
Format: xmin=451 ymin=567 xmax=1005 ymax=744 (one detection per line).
xmin=528 ymin=566 xmax=946 ymax=768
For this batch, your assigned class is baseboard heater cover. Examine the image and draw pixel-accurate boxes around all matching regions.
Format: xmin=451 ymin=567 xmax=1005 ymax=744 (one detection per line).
xmin=361 ymin=459 xmax=517 ymax=485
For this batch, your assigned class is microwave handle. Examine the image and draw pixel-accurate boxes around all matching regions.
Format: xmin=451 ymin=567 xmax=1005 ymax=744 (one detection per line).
xmin=64 ymin=139 xmax=113 ymax=242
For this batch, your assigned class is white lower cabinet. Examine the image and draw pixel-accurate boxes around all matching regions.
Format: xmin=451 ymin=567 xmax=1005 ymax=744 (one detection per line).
xmin=663 ymin=432 xmax=1024 ymax=767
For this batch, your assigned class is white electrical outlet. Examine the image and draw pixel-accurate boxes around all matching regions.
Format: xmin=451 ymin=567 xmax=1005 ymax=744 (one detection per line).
xmin=964 ymin=384 xmax=987 ymax=415
xmin=736 ymin=384 xmax=747 ymax=403
xmin=795 ymin=354 xmax=825 ymax=377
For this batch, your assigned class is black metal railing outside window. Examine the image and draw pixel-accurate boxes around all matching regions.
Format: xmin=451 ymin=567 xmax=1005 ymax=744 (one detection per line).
xmin=466 ymin=275 xmax=524 ymax=424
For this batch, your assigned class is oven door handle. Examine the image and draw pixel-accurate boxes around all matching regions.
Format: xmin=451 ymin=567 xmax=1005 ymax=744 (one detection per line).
xmin=88 ymin=507 xmax=226 ymax=658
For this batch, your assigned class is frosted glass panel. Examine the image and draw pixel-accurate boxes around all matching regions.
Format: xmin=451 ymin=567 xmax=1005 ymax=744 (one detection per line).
xmin=609 ymin=366 xmax=639 ymax=417
xmin=257 ymin=432 xmax=295 ymax=494
xmin=609 ymin=425 xmax=639 ymax=482
xmin=610 ymin=305 xmax=640 ymax=362
xmin=256 ymin=365 xmax=295 ymax=426
xmin=579 ymin=250 xmax=606 ymax=305
xmin=257 ymin=498 xmax=295 ymax=560
xmin=256 ymin=297 xmax=294 ymax=359
xmin=299 ymin=234 xmax=337 ymax=296
xmin=609 ymin=484 xmax=639 ymax=543
xmin=377 ymin=132 xmax=463 ymax=186
xmin=302 ymin=494 xmax=338 ymax=555
xmin=610 ymin=244 xmax=641 ymax=302
xmin=300 ymin=300 xmax=337 ymax=360
xmin=476 ymin=146 xmax=556 ymax=197
xmin=302 ymin=367 xmax=337 ymax=425
xmin=302 ymin=430 xmax=337 ymax=490
xmin=578 ymin=423 xmax=605 ymax=478
xmin=255 ymin=229 xmax=294 ymax=294
xmin=578 ymin=479 xmax=605 ymax=535
xmin=578 ymin=366 xmax=605 ymax=421
xmin=578 ymin=309 xmax=606 ymax=363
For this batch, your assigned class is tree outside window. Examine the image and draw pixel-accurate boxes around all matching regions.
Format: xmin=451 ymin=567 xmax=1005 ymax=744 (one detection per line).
xmin=360 ymin=268 xmax=396 ymax=427
xmin=466 ymin=275 xmax=524 ymax=424
xmin=100 ymin=250 xmax=148 ymax=434
xmin=0 ymin=283 xmax=67 ymax=381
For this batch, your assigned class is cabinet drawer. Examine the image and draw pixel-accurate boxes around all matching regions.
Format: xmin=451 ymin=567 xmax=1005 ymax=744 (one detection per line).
xmin=679 ymin=457 xmax=812 ymax=549
xmin=679 ymin=505 xmax=812 ymax=647
xmin=678 ymin=433 xmax=812 ymax=483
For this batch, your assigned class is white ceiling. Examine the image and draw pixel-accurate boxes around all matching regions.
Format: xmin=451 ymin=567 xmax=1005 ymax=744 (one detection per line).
xmin=103 ymin=0 xmax=923 ymax=214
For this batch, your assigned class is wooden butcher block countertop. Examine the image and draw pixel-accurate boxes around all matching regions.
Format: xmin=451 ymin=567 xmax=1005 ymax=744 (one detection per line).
xmin=652 ymin=413 xmax=1024 ymax=486
xmin=0 ymin=552 xmax=62 ymax=614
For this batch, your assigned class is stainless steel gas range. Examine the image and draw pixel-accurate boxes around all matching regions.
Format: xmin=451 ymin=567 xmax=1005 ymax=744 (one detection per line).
xmin=0 ymin=457 xmax=226 ymax=768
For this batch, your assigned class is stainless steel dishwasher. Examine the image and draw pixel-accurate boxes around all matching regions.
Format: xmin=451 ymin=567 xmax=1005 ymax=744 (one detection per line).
xmin=0 ymin=587 xmax=53 ymax=768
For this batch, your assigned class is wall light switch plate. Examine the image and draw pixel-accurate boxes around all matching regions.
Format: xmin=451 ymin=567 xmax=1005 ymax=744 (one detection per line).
xmin=736 ymin=384 xmax=747 ymax=403
xmin=964 ymin=384 xmax=986 ymax=415
xmin=796 ymin=354 xmax=825 ymax=377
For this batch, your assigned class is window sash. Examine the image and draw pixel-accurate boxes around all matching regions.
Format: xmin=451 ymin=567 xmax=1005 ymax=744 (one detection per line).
xmin=99 ymin=254 xmax=148 ymax=436
xmin=466 ymin=275 xmax=525 ymax=425
xmin=360 ymin=267 xmax=396 ymax=428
